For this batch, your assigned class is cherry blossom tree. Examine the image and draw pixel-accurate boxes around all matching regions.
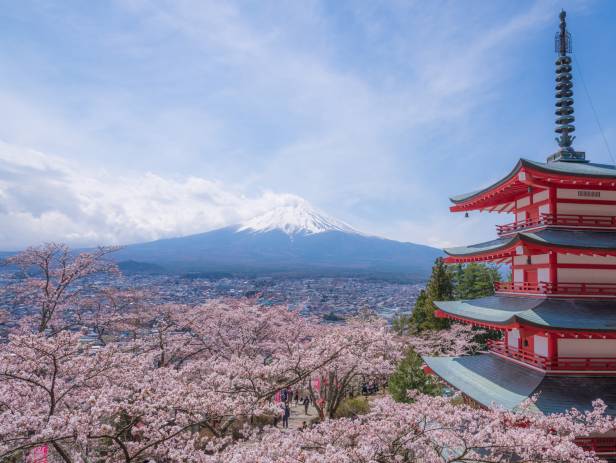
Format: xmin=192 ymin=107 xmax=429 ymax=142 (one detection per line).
xmin=2 ymin=243 xmax=120 ymax=333
xmin=0 ymin=299 xmax=404 ymax=462
xmin=75 ymin=287 xmax=150 ymax=345
xmin=409 ymin=322 xmax=485 ymax=357
xmin=0 ymin=262 xmax=613 ymax=463
xmin=0 ymin=330 xmax=275 ymax=463
xmin=215 ymin=394 xmax=614 ymax=463
xmin=303 ymin=319 xmax=402 ymax=419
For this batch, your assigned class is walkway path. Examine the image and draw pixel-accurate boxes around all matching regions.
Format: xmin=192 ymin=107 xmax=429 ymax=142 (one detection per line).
xmin=275 ymin=402 xmax=315 ymax=430
xmin=279 ymin=392 xmax=386 ymax=430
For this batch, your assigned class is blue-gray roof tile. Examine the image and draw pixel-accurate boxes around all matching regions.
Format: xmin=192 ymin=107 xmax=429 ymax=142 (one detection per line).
xmin=434 ymin=295 xmax=616 ymax=331
xmin=423 ymin=354 xmax=616 ymax=415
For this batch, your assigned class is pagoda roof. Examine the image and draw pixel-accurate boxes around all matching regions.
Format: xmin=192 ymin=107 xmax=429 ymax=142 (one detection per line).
xmin=523 ymin=158 xmax=616 ymax=178
xmin=444 ymin=229 xmax=616 ymax=262
xmin=434 ymin=295 xmax=616 ymax=332
xmin=423 ymin=354 xmax=616 ymax=415
xmin=450 ymin=158 xmax=616 ymax=212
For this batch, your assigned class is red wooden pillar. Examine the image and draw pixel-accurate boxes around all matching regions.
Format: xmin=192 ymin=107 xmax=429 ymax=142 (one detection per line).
xmin=549 ymin=250 xmax=558 ymax=288
xmin=517 ymin=327 xmax=524 ymax=351
xmin=546 ymin=332 xmax=558 ymax=369
xmin=549 ymin=186 xmax=557 ymax=217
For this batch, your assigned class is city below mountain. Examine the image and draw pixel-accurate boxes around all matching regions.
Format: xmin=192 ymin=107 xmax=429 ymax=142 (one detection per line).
xmin=111 ymin=201 xmax=441 ymax=280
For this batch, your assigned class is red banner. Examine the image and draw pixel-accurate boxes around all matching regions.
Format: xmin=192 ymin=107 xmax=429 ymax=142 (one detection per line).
xmin=26 ymin=445 xmax=48 ymax=463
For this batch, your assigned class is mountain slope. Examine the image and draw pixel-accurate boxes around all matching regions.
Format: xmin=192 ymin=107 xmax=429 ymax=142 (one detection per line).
xmin=112 ymin=202 xmax=441 ymax=279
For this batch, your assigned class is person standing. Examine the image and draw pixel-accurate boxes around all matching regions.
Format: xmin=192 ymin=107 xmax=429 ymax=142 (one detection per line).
xmin=282 ymin=402 xmax=290 ymax=429
xmin=303 ymin=396 xmax=310 ymax=415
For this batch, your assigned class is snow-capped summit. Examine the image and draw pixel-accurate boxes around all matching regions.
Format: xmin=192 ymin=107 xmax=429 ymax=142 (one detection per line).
xmin=111 ymin=196 xmax=442 ymax=277
xmin=237 ymin=199 xmax=360 ymax=236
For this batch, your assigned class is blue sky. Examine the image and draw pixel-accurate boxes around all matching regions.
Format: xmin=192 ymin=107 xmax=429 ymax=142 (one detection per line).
xmin=0 ymin=0 xmax=615 ymax=250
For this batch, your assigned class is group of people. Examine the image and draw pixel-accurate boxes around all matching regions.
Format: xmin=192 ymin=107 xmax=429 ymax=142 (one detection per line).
xmin=272 ymin=380 xmax=385 ymax=428
xmin=273 ymin=388 xmax=312 ymax=429
xmin=361 ymin=381 xmax=381 ymax=396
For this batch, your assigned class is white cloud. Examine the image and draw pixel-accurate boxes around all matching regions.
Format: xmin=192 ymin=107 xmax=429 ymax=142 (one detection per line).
xmin=0 ymin=141 xmax=302 ymax=250
xmin=0 ymin=1 xmax=581 ymax=250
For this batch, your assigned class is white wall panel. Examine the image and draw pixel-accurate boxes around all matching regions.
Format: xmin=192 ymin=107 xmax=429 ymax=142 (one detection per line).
xmin=517 ymin=196 xmax=530 ymax=208
xmin=534 ymin=335 xmax=548 ymax=357
xmin=557 ymin=202 xmax=616 ymax=216
xmin=508 ymin=329 xmax=519 ymax=348
xmin=532 ymin=254 xmax=549 ymax=264
xmin=533 ymin=190 xmax=549 ymax=202
xmin=558 ymin=254 xmax=616 ymax=264
xmin=513 ymin=269 xmax=523 ymax=283
xmin=557 ymin=189 xmax=616 ymax=200
xmin=558 ymin=339 xmax=616 ymax=358
xmin=557 ymin=268 xmax=616 ymax=283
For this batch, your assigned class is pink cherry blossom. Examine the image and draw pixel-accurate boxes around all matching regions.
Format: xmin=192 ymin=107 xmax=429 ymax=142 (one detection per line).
xmin=3 ymin=243 xmax=120 ymax=333
xmin=0 ymin=243 xmax=613 ymax=462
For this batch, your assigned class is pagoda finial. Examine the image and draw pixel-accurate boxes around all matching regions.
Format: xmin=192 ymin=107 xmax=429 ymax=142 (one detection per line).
xmin=548 ymin=10 xmax=586 ymax=163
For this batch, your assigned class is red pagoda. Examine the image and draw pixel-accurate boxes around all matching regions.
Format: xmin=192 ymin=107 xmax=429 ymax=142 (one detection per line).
xmin=423 ymin=10 xmax=616 ymax=458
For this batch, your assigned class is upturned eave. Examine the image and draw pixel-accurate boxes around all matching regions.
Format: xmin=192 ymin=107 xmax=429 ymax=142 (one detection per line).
xmin=450 ymin=159 xmax=616 ymax=213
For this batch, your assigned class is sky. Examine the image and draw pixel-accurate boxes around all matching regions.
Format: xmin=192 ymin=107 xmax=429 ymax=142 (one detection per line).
xmin=1 ymin=0 xmax=616 ymax=250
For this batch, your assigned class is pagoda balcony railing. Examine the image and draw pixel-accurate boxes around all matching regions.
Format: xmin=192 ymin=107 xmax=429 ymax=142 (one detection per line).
xmin=575 ymin=437 xmax=616 ymax=455
xmin=487 ymin=340 xmax=616 ymax=372
xmin=494 ymin=281 xmax=616 ymax=297
xmin=496 ymin=213 xmax=616 ymax=235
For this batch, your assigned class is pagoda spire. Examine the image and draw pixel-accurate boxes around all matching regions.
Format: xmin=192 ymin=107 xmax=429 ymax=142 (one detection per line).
xmin=549 ymin=10 xmax=586 ymax=163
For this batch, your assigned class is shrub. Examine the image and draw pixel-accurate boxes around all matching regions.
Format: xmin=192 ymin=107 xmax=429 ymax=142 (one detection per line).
xmin=334 ymin=396 xmax=370 ymax=418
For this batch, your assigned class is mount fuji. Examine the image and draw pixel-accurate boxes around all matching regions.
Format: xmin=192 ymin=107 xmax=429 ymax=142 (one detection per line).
xmin=112 ymin=201 xmax=441 ymax=280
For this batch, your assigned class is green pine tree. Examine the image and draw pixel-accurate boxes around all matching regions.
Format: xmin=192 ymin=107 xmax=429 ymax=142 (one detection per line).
xmin=451 ymin=262 xmax=503 ymax=347
xmin=388 ymin=349 xmax=441 ymax=402
xmin=394 ymin=260 xmax=503 ymax=334
xmin=410 ymin=258 xmax=453 ymax=331
xmin=453 ymin=263 xmax=501 ymax=299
